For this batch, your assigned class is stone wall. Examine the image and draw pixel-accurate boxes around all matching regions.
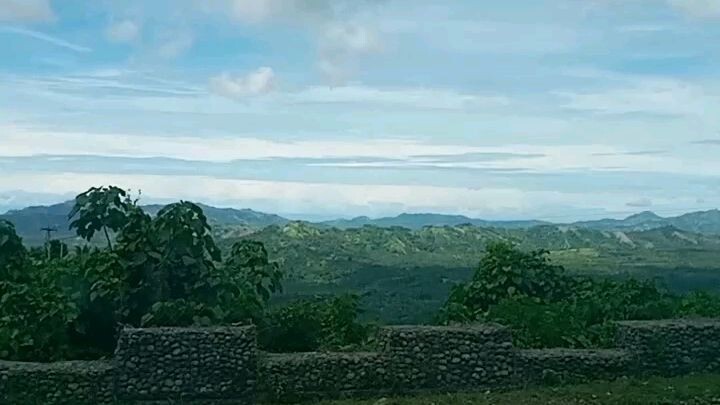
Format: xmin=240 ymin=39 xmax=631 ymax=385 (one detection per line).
xmin=115 ymin=326 xmax=256 ymax=404
xmin=517 ymin=349 xmax=632 ymax=386
xmin=0 ymin=360 xmax=114 ymax=404
xmin=2 ymin=319 xmax=720 ymax=404
xmin=616 ymin=319 xmax=720 ymax=376
xmin=259 ymin=351 xmax=388 ymax=402
xmin=378 ymin=324 xmax=515 ymax=392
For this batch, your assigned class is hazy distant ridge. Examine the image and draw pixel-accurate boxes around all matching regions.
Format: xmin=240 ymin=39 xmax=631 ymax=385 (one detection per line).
xmin=3 ymin=200 xmax=720 ymax=245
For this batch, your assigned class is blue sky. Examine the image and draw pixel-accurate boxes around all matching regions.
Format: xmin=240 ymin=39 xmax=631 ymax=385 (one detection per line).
xmin=2 ymin=0 xmax=720 ymax=220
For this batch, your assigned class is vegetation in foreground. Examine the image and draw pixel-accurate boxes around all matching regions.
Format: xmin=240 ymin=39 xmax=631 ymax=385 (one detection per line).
xmin=3 ymin=185 xmax=720 ymax=362
xmin=315 ymin=374 xmax=720 ymax=405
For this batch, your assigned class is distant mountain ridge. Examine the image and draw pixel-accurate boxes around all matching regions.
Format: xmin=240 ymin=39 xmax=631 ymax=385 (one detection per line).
xmin=572 ymin=209 xmax=720 ymax=234
xmin=320 ymin=213 xmax=549 ymax=229
xmin=3 ymin=199 xmax=720 ymax=246
xmin=0 ymin=201 xmax=290 ymax=245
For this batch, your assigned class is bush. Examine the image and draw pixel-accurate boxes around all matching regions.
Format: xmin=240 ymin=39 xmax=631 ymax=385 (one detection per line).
xmin=439 ymin=241 xmax=574 ymax=323
xmin=259 ymin=294 xmax=371 ymax=352
xmin=441 ymin=241 xmax=720 ymax=349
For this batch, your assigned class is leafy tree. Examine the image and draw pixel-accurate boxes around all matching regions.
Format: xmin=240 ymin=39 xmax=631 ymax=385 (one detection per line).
xmin=440 ymin=242 xmax=720 ymax=349
xmin=222 ymin=240 xmax=282 ymax=321
xmin=68 ymin=186 xmax=136 ymax=250
xmin=439 ymin=241 xmax=574 ymax=323
xmin=0 ymin=221 xmax=77 ymax=361
xmin=47 ymin=240 xmax=69 ymax=260
xmin=0 ymin=220 xmax=28 ymax=281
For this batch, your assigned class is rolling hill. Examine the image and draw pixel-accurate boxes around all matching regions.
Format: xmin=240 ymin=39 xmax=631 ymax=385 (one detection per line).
xmin=231 ymin=221 xmax=720 ymax=283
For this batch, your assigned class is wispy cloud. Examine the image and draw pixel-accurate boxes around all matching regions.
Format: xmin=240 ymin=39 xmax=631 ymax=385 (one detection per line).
xmin=106 ymin=20 xmax=141 ymax=43
xmin=0 ymin=0 xmax=53 ymax=23
xmin=156 ymin=32 xmax=194 ymax=59
xmin=626 ymin=197 xmax=653 ymax=208
xmin=2 ymin=126 xmax=715 ymax=177
xmin=667 ymin=0 xmax=720 ymax=19
xmin=555 ymin=77 xmax=718 ymax=117
xmin=0 ymin=171 xmax=647 ymax=219
xmin=0 ymin=26 xmax=91 ymax=52
xmin=287 ymin=85 xmax=510 ymax=110
xmin=691 ymin=139 xmax=720 ymax=145
xmin=209 ymin=67 xmax=276 ymax=99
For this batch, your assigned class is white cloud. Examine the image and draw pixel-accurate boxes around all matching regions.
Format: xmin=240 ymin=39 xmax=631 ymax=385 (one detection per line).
xmin=207 ymin=0 xmax=383 ymax=83
xmin=106 ymin=20 xmax=141 ymax=43
xmin=0 ymin=0 xmax=53 ymax=22
xmin=157 ymin=33 xmax=194 ymax=59
xmin=289 ymin=85 xmax=509 ymax=110
xmin=228 ymin=0 xmax=279 ymax=22
xmin=0 ymin=26 xmax=91 ymax=52
xmin=0 ymin=125 xmax=493 ymax=162
xmin=668 ymin=0 xmax=720 ymax=18
xmin=3 ymin=125 xmax=720 ymax=177
xmin=627 ymin=197 xmax=653 ymax=208
xmin=318 ymin=22 xmax=382 ymax=83
xmin=0 ymin=171 xmax=640 ymax=218
xmin=209 ymin=67 xmax=276 ymax=99
xmin=555 ymin=77 xmax=720 ymax=117
xmin=321 ymin=22 xmax=381 ymax=54
xmin=219 ymin=0 xmax=338 ymax=23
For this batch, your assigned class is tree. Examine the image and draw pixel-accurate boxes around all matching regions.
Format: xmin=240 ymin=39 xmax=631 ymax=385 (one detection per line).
xmin=68 ymin=186 xmax=137 ymax=250
xmin=439 ymin=241 xmax=574 ymax=323
xmin=225 ymin=240 xmax=282 ymax=304
xmin=0 ymin=220 xmax=77 ymax=361
xmin=0 ymin=220 xmax=28 ymax=281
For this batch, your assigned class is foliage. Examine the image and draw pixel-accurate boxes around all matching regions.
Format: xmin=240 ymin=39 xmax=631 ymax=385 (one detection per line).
xmin=218 ymin=240 xmax=283 ymax=324
xmin=68 ymin=186 xmax=136 ymax=249
xmin=0 ymin=186 xmax=289 ymax=361
xmin=0 ymin=221 xmax=78 ymax=361
xmin=676 ymin=290 xmax=720 ymax=317
xmin=0 ymin=277 xmax=78 ymax=361
xmin=442 ymin=242 xmax=720 ymax=349
xmin=439 ymin=241 xmax=574 ymax=323
xmin=259 ymin=294 xmax=371 ymax=353
xmin=0 ymin=220 xmax=28 ymax=280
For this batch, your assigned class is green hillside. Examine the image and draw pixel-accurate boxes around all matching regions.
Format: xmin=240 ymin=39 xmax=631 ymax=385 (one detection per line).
xmin=235 ymin=222 xmax=720 ymax=283
xmin=230 ymin=222 xmax=720 ymax=323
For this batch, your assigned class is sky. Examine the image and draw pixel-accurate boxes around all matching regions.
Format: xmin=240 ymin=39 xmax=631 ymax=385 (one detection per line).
xmin=2 ymin=0 xmax=720 ymax=221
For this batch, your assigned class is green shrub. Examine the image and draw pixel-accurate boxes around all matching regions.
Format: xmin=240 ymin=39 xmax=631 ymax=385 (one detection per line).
xmin=441 ymin=241 xmax=720 ymax=349
xmin=259 ymin=294 xmax=371 ymax=352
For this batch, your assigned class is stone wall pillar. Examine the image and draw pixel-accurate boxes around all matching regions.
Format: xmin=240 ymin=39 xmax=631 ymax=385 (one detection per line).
xmin=114 ymin=326 xmax=256 ymax=404
xmin=616 ymin=319 xmax=720 ymax=376
xmin=378 ymin=324 xmax=515 ymax=393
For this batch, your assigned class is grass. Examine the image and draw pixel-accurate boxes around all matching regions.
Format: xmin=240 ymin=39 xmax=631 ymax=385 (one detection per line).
xmin=315 ymin=374 xmax=720 ymax=405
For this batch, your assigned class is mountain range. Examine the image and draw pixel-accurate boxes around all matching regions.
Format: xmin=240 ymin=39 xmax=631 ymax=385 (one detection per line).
xmin=4 ymin=199 xmax=720 ymax=245
xmin=0 ymin=201 xmax=288 ymax=245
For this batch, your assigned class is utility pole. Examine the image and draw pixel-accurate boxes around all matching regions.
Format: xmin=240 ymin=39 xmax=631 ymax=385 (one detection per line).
xmin=41 ymin=226 xmax=57 ymax=260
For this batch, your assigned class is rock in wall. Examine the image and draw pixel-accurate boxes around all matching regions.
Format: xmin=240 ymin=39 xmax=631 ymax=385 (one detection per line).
xmin=114 ymin=326 xmax=256 ymax=404
xmin=259 ymin=351 xmax=388 ymax=402
xmin=517 ymin=349 xmax=632 ymax=386
xmin=0 ymin=360 xmax=114 ymax=404
xmin=379 ymin=324 xmax=515 ymax=392
xmin=616 ymin=318 xmax=720 ymax=376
